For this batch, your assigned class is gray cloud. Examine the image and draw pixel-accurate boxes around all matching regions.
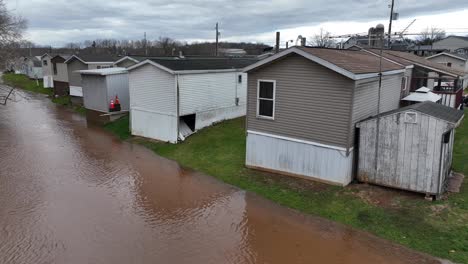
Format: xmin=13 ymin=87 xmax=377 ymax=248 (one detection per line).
xmin=8 ymin=0 xmax=468 ymax=45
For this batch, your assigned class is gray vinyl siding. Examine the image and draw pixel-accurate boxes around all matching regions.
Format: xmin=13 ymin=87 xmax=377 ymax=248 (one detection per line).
xmin=433 ymin=37 xmax=468 ymax=51
xmin=54 ymin=63 xmax=69 ymax=82
xmin=247 ymin=54 xmax=354 ymax=148
xmin=67 ymin=59 xmax=88 ymax=87
xmin=350 ymin=73 xmax=404 ymax=146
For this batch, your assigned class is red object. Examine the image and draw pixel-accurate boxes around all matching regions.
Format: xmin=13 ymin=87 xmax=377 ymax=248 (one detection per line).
xmin=109 ymin=99 xmax=115 ymax=111
xmin=114 ymin=95 xmax=120 ymax=105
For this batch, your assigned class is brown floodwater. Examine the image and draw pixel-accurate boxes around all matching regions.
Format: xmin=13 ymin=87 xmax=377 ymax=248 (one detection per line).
xmin=0 ymin=90 xmax=440 ymax=264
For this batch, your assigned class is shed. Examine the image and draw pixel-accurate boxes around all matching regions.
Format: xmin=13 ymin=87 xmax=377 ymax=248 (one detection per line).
xmin=127 ymin=57 xmax=257 ymax=143
xmin=356 ymin=102 xmax=464 ymax=196
xmin=80 ymin=68 xmax=129 ymax=124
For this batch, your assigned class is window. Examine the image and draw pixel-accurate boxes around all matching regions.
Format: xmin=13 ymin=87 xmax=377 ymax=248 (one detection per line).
xmin=43 ymin=60 xmax=48 ymax=66
xmin=53 ymin=63 xmax=57 ymax=75
xmin=97 ymin=66 xmax=101 ymax=69
xmin=238 ymin=75 xmax=242 ymax=83
xmin=257 ymin=80 xmax=275 ymax=119
xmin=401 ymin=77 xmax=408 ymax=91
xmin=447 ymin=62 xmax=452 ymax=67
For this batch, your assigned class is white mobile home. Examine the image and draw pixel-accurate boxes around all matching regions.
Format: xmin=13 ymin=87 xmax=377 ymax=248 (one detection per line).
xmin=127 ymin=57 xmax=257 ymax=143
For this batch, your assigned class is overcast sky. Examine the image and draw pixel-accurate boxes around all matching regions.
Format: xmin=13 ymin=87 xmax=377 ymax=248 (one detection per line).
xmin=7 ymin=0 xmax=468 ymax=47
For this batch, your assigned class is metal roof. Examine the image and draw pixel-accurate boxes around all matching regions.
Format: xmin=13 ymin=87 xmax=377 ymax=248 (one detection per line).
xmin=401 ymin=88 xmax=441 ymax=103
xmin=147 ymin=57 xmax=258 ymax=71
xmin=79 ymin=67 xmax=127 ymax=76
xmin=361 ymin=102 xmax=464 ymax=124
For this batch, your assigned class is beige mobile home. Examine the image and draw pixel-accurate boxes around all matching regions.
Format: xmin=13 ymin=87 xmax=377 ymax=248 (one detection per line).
xmin=244 ymin=47 xmax=407 ymax=186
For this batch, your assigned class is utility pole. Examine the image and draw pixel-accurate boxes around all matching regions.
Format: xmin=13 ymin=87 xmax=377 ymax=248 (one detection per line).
xmin=387 ymin=0 xmax=395 ymax=48
xmin=215 ymin=22 xmax=219 ymax=56
xmin=144 ymin=32 xmax=148 ymax=56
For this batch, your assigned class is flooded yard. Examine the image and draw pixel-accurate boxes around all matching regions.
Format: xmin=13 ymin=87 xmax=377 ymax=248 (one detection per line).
xmin=0 ymin=91 xmax=440 ymax=263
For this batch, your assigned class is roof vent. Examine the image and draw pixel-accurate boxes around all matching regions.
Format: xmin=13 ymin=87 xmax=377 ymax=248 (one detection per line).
xmin=404 ymin=112 xmax=418 ymax=124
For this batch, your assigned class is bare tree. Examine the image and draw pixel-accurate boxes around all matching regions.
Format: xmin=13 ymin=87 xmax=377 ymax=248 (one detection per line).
xmin=309 ymin=28 xmax=335 ymax=48
xmin=416 ymin=27 xmax=446 ymax=45
xmin=0 ymin=0 xmax=27 ymax=71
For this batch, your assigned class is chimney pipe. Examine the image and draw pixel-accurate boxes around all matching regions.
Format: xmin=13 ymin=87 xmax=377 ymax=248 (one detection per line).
xmin=301 ymin=37 xmax=306 ymax=46
xmin=275 ymin=31 xmax=280 ymax=53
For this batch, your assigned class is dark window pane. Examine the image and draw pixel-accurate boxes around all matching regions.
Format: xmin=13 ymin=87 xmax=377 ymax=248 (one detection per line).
xmin=259 ymin=81 xmax=274 ymax=99
xmin=259 ymin=99 xmax=273 ymax=117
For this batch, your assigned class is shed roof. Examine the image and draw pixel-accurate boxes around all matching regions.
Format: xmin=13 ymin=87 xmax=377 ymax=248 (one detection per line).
xmin=361 ymin=102 xmax=464 ymax=124
xmin=244 ymin=46 xmax=405 ymax=80
xmin=79 ymin=67 xmax=127 ymax=76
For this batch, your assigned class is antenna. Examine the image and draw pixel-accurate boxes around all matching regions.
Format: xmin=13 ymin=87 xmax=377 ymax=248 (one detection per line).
xmin=387 ymin=0 xmax=395 ymax=48
xmin=144 ymin=32 xmax=148 ymax=56
xmin=215 ymin=23 xmax=220 ymax=56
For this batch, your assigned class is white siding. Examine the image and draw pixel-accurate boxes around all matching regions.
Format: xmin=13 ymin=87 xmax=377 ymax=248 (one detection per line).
xmin=178 ymin=71 xmax=244 ymax=116
xmin=195 ymin=105 xmax=246 ymax=130
xmin=129 ymin=64 xmax=176 ymax=114
xmin=246 ymin=131 xmax=354 ymax=186
xmin=129 ymin=64 xmax=177 ymax=142
xmin=131 ymin=109 xmax=178 ymax=143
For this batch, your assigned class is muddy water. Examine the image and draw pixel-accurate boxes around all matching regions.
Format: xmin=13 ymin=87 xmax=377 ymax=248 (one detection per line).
xmin=0 ymin=91 xmax=438 ymax=264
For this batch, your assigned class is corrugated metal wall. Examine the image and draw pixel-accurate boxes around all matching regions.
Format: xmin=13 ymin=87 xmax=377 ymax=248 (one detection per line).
xmin=82 ymin=75 xmax=107 ymax=112
xmin=107 ymin=73 xmax=130 ymax=111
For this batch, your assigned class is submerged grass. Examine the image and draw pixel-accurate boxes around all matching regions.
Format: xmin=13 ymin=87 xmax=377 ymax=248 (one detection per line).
xmin=107 ymin=114 xmax=468 ymax=263
xmin=2 ymin=73 xmax=51 ymax=95
xmin=3 ymin=74 xmax=86 ymax=115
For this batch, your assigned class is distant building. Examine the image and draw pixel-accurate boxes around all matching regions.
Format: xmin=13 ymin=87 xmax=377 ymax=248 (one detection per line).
xmin=433 ymin=36 xmax=468 ymax=52
xmin=64 ymin=54 xmax=118 ymax=101
xmin=427 ymin=52 xmax=468 ymax=89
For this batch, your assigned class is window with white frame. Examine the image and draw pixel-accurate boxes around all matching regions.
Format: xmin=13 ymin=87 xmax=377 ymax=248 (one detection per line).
xmin=238 ymin=74 xmax=242 ymax=83
xmin=257 ymin=80 xmax=275 ymax=119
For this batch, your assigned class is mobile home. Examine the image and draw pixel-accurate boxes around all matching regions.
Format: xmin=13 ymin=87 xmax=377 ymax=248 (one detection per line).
xmin=127 ymin=57 xmax=257 ymax=143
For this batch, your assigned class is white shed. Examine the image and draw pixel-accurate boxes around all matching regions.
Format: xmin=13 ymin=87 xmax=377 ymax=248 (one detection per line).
xmin=127 ymin=57 xmax=257 ymax=143
xmin=356 ymin=102 xmax=464 ymax=196
xmin=80 ymin=68 xmax=129 ymax=124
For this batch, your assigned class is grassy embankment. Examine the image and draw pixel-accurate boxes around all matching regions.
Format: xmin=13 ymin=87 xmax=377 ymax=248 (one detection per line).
xmin=106 ymin=114 xmax=468 ymax=263
xmin=2 ymin=73 xmax=86 ymax=115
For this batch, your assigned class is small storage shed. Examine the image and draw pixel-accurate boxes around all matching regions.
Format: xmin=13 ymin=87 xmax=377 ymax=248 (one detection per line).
xmin=357 ymin=102 xmax=464 ymax=196
xmin=80 ymin=68 xmax=129 ymax=124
